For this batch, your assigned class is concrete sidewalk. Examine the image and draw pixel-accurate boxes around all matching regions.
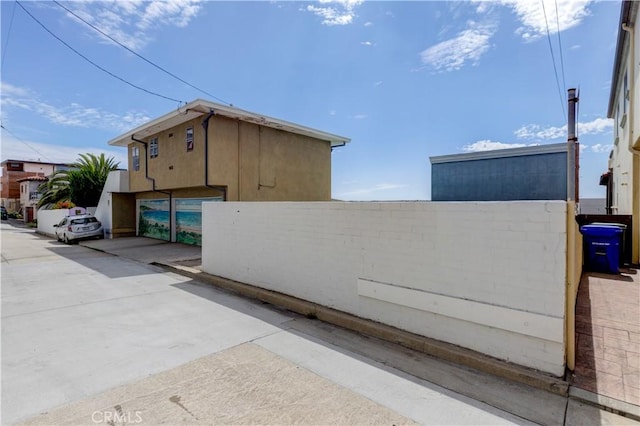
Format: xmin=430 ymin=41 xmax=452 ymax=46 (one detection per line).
xmin=3 ymin=227 xmax=552 ymax=425
xmin=80 ymin=237 xmax=201 ymax=265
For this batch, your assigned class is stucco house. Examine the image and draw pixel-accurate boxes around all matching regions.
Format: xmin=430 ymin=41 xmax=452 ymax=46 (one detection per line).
xmin=605 ymin=0 xmax=640 ymax=264
xmin=1 ymin=159 xmax=70 ymax=214
xmin=98 ymin=99 xmax=350 ymax=244
xmin=16 ymin=175 xmax=48 ymax=222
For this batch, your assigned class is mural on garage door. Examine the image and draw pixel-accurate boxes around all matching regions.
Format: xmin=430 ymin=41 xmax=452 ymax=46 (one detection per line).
xmin=139 ymin=199 xmax=170 ymax=241
xmin=176 ymin=197 xmax=222 ymax=245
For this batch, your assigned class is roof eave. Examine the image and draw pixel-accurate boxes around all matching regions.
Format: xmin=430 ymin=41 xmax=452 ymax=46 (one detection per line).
xmin=608 ymin=1 xmax=637 ymax=118
xmin=108 ymin=99 xmax=351 ymax=148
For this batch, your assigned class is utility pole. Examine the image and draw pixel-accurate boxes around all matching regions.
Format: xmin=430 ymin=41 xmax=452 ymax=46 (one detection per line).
xmin=568 ymin=88 xmax=579 ymax=203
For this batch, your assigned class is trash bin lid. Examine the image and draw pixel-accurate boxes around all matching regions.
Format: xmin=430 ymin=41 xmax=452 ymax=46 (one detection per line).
xmin=580 ymin=224 xmax=624 ymax=237
xmin=589 ymin=222 xmax=628 ymax=230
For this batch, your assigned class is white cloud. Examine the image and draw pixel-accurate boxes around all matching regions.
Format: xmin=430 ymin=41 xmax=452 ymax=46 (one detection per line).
xmin=352 ymin=114 xmax=368 ymax=119
xmin=591 ymin=144 xmax=612 ymax=154
xmin=329 ymin=110 xmax=337 ymax=116
xmin=514 ymin=124 xmax=565 ymax=139
xmin=364 ymin=21 xmax=373 ymax=27
xmin=1 ymin=82 xmax=150 ymax=132
xmin=571 ymin=44 xmax=581 ymax=50
xmin=420 ymin=22 xmax=495 ymax=72
xmin=374 ymin=81 xmax=383 ymax=86
xmin=337 ymin=183 xmax=407 ymax=197
xmin=0 ymin=132 xmax=128 ymax=166
xmin=515 ymin=117 xmax=613 ymax=140
xmin=306 ymin=0 xmax=363 ymax=26
xmin=580 ymin=118 xmax=614 ymax=134
xmin=501 ymin=0 xmax=591 ymax=41
xmin=361 ymin=41 xmax=373 ymax=46
xmin=462 ymin=140 xmax=535 ymax=152
xmin=61 ymin=0 xmax=203 ymax=50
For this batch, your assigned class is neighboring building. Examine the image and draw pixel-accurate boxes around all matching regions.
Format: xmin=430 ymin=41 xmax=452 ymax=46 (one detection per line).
xmin=17 ymin=176 xmax=48 ymax=222
xmin=606 ymin=0 xmax=640 ymax=264
xmin=0 ymin=160 xmax=70 ymax=214
xmin=100 ymin=99 xmax=350 ymax=245
xmin=578 ymin=198 xmax=607 ymax=215
xmin=429 ymin=143 xmax=568 ymax=201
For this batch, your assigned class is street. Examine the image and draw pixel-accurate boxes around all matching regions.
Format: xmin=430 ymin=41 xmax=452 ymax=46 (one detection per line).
xmin=1 ymin=220 xmax=636 ymax=425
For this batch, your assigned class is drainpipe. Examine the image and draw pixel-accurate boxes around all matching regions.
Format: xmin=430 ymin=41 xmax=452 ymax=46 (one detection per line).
xmin=201 ymin=109 xmax=228 ymax=201
xmin=567 ymin=88 xmax=578 ymax=203
xmin=131 ymin=135 xmax=172 ymax=242
xmin=622 ymin=22 xmax=640 ymax=264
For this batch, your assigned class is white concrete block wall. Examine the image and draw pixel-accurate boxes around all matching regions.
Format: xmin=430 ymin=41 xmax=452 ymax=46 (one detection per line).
xmin=37 ymin=210 xmax=70 ymax=237
xmin=202 ymin=201 xmax=567 ymax=375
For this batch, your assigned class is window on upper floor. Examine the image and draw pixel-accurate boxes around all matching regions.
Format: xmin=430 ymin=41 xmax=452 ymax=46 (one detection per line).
xmin=186 ymin=127 xmax=194 ymax=151
xmin=132 ymin=146 xmax=140 ymax=171
xmin=150 ymin=138 xmax=159 ymax=159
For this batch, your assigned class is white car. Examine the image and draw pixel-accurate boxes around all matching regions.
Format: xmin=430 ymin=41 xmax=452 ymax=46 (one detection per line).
xmin=54 ymin=214 xmax=104 ymax=243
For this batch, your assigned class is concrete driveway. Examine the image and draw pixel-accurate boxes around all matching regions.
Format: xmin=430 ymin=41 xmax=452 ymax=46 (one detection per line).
xmin=2 ymin=221 xmax=636 ymax=425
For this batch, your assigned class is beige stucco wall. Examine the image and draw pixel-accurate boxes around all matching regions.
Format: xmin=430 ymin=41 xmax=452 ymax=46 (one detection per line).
xmin=127 ymin=115 xmax=331 ymax=201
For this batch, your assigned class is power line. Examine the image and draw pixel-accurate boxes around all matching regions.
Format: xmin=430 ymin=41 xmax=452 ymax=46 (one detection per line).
xmin=1 ymin=1 xmax=17 ymax=71
xmin=52 ymin=0 xmax=232 ymax=106
xmin=0 ymin=122 xmax=53 ymax=162
xmin=554 ymin=0 xmax=567 ymax=94
xmin=541 ymin=0 xmax=566 ymax=120
xmin=16 ymin=1 xmax=184 ymax=105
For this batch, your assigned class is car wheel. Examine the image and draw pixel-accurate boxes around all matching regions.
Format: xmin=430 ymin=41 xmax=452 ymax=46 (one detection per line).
xmin=56 ymin=233 xmax=61 ymax=242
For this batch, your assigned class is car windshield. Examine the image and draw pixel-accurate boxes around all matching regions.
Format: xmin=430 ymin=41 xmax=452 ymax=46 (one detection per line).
xmin=70 ymin=217 xmax=98 ymax=225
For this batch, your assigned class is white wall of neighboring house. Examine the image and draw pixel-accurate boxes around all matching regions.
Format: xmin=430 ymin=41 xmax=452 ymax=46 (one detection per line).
xmin=94 ymin=170 xmax=129 ymax=238
xmin=609 ymin=3 xmax=640 ymax=217
xmin=23 ymin=163 xmax=55 ymax=175
xmin=202 ymin=201 xmax=568 ymax=376
xmin=610 ymin=46 xmax=634 ymax=215
xmin=37 ymin=209 xmax=70 ymax=237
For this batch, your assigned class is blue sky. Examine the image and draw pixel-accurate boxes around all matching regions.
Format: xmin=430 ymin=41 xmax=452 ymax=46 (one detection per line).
xmin=0 ymin=0 xmax=620 ymax=200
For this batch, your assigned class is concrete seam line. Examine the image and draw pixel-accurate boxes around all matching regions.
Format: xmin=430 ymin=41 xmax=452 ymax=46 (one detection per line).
xmin=568 ymin=386 xmax=640 ymax=421
xmin=153 ymin=262 xmax=568 ymax=397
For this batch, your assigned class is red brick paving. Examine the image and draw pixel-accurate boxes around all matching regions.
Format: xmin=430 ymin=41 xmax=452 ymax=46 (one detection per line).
xmin=572 ymin=269 xmax=640 ymax=406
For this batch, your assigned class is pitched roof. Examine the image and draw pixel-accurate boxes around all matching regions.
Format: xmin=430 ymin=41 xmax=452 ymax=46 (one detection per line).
xmin=107 ymin=99 xmax=350 ymax=148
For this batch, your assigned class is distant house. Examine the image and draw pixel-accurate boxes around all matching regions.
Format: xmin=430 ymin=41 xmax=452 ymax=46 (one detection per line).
xmin=605 ymin=0 xmax=640 ymax=264
xmin=0 ymin=160 xmax=71 ymax=214
xmin=429 ymin=143 xmax=568 ymax=201
xmin=98 ymin=99 xmax=350 ymax=245
xmin=16 ymin=175 xmax=48 ymax=222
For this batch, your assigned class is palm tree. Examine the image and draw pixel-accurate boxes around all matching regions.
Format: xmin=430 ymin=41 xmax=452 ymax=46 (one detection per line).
xmin=37 ymin=153 xmax=120 ymax=209
xmin=69 ymin=153 xmax=120 ymax=207
xmin=37 ymin=172 xmax=71 ymax=209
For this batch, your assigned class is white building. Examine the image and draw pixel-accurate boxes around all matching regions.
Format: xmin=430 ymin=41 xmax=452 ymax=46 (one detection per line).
xmin=607 ymin=0 xmax=640 ymax=263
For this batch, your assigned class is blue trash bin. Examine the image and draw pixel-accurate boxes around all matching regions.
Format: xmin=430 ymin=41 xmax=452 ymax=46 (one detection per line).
xmin=580 ymin=224 xmax=624 ymax=274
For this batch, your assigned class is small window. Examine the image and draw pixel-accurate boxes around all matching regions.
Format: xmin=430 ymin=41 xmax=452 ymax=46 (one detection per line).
xmin=132 ymin=146 xmax=140 ymax=171
xmin=186 ymin=127 xmax=194 ymax=151
xmin=150 ymin=138 xmax=159 ymax=159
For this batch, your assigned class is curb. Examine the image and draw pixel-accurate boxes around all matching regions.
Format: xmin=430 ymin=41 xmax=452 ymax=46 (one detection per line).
xmin=154 ymin=261 xmax=569 ymax=397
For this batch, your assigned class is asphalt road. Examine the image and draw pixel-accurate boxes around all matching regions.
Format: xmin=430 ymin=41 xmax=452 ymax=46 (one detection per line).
xmin=1 ymin=220 xmax=636 ymax=425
